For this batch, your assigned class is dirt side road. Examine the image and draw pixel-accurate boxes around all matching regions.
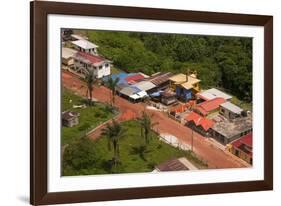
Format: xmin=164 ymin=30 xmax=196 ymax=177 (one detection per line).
xmin=62 ymin=71 xmax=248 ymax=169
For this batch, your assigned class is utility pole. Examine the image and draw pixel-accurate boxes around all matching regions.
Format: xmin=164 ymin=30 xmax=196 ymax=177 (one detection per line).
xmin=191 ymin=126 xmax=194 ymax=152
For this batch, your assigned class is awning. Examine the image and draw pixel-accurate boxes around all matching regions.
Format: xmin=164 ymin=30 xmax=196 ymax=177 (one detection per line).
xmin=130 ymin=94 xmax=141 ymax=100
xmin=137 ymin=91 xmax=148 ymax=98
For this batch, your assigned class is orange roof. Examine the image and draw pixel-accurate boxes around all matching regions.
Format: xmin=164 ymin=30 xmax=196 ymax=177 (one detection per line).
xmin=195 ymin=97 xmax=226 ymax=116
xmin=185 ymin=112 xmax=214 ymax=131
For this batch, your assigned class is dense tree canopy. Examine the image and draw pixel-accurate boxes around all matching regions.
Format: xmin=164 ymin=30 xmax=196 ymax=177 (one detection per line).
xmin=82 ymin=30 xmax=252 ymax=101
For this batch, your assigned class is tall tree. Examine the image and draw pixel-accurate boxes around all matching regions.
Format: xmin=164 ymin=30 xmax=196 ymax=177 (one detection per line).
xmin=107 ymin=76 xmax=120 ymax=106
xmin=138 ymin=111 xmax=158 ymax=145
xmin=101 ymin=119 xmax=125 ymax=167
xmin=84 ymin=68 xmax=96 ymax=106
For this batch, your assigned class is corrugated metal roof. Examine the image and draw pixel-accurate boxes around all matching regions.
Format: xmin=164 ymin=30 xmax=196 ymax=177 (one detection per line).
xmin=220 ymin=102 xmax=243 ymax=114
xmin=119 ymin=86 xmax=141 ymax=96
xmin=125 ymin=73 xmax=145 ymax=84
xmin=197 ymin=88 xmax=232 ymax=101
xmin=133 ymin=81 xmax=156 ymax=91
xmin=179 ymin=75 xmax=201 ymax=90
xmin=71 ymin=39 xmax=98 ymax=49
xmin=195 ymin=97 xmax=226 ymax=116
xmin=75 ymin=51 xmax=106 ymax=65
xmin=185 ymin=111 xmax=214 ymax=131
xmin=169 ymin=73 xmax=187 ymax=83
xmin=148 ymin=72 xmax=174 ymax=86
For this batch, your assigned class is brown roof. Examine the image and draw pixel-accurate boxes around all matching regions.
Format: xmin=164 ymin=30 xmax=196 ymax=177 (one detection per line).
xmin=148 ymin=72 xmax=174 ymax=86
xmin=62 ymin=111 xmax=80 ymax=121
xmin=156 ymin=158 xmax=189 ymax=171
xmin=161 ymin=90 xmax=176 ymax=98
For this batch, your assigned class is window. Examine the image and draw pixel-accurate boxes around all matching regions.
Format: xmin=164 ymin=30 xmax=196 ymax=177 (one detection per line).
xmin=99 ymin=65 xmax=103 ymax=69
xmin=105 ymin=63 xmax=109 ymax=67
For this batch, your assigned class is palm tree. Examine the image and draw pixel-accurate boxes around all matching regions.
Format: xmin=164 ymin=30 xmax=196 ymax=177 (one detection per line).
xmin=84 ymin=68 xmax=96 ymax=106
xmin=101 ymin=119 xmax=125 ymax=167
xmin=107 ymin=75 xmax=120 ymax=106
xmin=138 ymin=111 xmax=158 ymax=145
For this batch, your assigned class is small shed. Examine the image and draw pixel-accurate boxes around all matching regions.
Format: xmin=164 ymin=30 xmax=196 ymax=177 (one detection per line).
xmin=220 ymin=102 xmax=243 ymax=120
xmin=62 ymin=47 xmax=77 ymax=67
xmin=62 ymin=111 xmax=80 ymax=127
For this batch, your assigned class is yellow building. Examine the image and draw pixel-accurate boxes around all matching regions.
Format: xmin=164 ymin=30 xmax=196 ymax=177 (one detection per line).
xmin=169 ymin=72 xmax=201 ymax=101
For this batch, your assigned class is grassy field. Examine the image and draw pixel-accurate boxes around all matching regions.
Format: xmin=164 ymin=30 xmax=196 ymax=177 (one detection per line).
xmin=62 ymin=88 xmax=117 ymax=145
xmin=63 ymin=120 xmax=207 ymax=176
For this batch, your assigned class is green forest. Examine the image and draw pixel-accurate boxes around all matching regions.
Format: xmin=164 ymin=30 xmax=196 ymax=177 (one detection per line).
xmin=79 ymin=30 xmax=252 ymax=102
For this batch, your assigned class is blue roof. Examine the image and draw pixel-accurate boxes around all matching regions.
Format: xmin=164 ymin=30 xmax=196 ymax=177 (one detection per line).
xmin=129 ymin=85 xmax=142 ymax=93
xmin=103 ymin=73 xmax=129 ymax=84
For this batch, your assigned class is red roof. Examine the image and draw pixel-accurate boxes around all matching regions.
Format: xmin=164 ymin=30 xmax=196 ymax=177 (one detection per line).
xmin=232 ymin=133 xmax=253 ymax=148
xmin=231 ymin=133 xmax=253 ymax=156
xmin=76 ymin=51 xmax=105 ymax=64
xmin=195 ymin=97 xmax=226 ymax=116
xmin=125 ymin=74 xmax=145 ymax=84
xmin=185 ymin=112 xmax=214 ymax=131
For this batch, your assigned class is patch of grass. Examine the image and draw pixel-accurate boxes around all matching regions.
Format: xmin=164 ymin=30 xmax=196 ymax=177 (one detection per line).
xmin=63 ymin=120 xmax=208 ymax=176
xmin=231 ymin=96 xmax=252 ymax=111
xmin=62 ymin=89 xmax=117 ymax=145
xmin=111 ymin=67 xmax=124 ymax=74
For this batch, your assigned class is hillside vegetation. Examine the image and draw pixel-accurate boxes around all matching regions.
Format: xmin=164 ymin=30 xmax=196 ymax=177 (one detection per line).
xmin=79 ymin=30 xmax=252 ymax=102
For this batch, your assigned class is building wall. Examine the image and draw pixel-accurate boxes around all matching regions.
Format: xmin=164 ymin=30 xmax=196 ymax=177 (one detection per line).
xmin=73 ymin=60 xmax=111 ymax=79
xmin=220 ymin=107 xmax=240 ymax=120
xmin=73 ymin=45 xmax=98 ymax=55
xmin=229 ymin=146 xmax=252 ymax=164
xmin=176 ymin=86 xmax=192 ymax=101
xmin=62 ymin=57 xmax=74 ymax=66
xmin=186 ymin=121 xmax=210 ymax=137
xmin=211 ymin=128 xmax=252 ymax=145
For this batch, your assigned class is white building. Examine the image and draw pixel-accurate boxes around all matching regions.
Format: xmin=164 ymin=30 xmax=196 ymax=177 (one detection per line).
xmin=71 ymin=39 xmax=99 ymax=55
xmin=73 ymin=51 xmax=111 ymax=79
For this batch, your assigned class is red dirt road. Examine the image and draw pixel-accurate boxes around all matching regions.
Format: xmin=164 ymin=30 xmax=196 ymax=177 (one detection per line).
xmin=62 ymin=71 xmax=248 ymax=169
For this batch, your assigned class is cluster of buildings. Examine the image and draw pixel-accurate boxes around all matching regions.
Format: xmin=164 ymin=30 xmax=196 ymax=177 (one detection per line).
xmin=61 ymin=31 xmax=253 ymax=165
xmin=62 ymin=31 xmax=111 ymax=79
